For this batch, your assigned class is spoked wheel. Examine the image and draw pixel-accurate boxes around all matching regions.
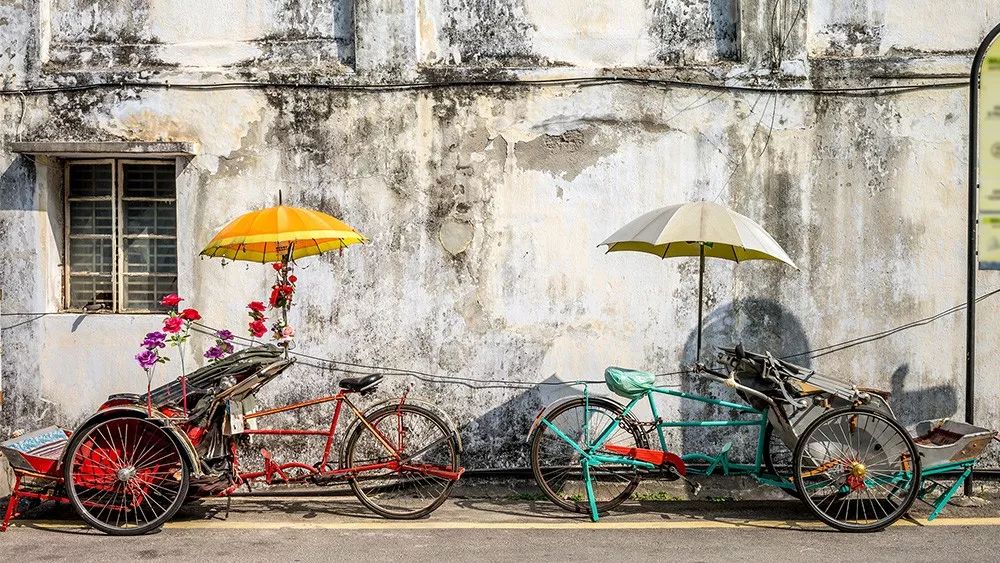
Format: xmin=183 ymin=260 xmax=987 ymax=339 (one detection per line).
xmin=343 ymin=403 xmax=461 ymax=519
xmin=529 ymin=397 xmax=648 ymax=515
xmin=793 ymin=406 xmax=920 ymax=532
xmin=63 ymin=416 xmax=190 ymax=535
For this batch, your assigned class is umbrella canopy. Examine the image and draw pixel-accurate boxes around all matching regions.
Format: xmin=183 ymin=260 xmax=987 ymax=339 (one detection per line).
xmin=200 ymin=205 xmax=366 ymax=263
xmin=600 ymin=201 xmax=796 ymax=266
xmin=599 ymin=201 xmax=796 ymax=360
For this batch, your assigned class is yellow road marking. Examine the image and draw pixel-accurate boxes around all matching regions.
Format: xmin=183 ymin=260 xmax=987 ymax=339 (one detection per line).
xmin=15 ymin=517 xmax=1000 ymax=531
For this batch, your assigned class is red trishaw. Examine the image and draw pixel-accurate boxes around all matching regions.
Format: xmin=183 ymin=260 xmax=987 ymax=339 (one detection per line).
xmin=2 ymin=345 xmax=464 ymax=534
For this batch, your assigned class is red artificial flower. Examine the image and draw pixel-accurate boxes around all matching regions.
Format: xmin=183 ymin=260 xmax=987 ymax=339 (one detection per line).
xmin=247 ymin=301 xmax=266 ymax=313
xmin=249 ymin=319 xmax=268 ymax=338
xmin=160 ymin=294 xmax=183 ymax=307
xmin=163 ymin=316 xmax=184 ymax=334
xmin=280 ymin=284 xmax=294 ymax=295
xmin=179 ymin=308 xmax=201 ymax=321
xmin=269 ymin=287 xmax=281 ymax=307
xmin=288 ymin=275 xmax=297 ymax=283
xmin=272 ymin=262 xmax=284 ymax=271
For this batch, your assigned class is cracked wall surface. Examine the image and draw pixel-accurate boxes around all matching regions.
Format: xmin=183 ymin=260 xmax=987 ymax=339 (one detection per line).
xmin=2 ymin=1 xmax=1000 ymax=473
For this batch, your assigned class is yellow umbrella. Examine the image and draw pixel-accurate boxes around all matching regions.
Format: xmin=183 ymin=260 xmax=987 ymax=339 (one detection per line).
xmin=201 ymin=203 xmax=366 ymax=354
xmin=599 ymin=201 xmax=796 ymax=360
xmin=200 ymin=205 xmax=366 ymax=263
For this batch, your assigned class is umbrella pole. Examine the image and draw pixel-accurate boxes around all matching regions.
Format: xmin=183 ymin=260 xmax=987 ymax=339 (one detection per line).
xmin=697 ymin=244 xmax=705 ymax=362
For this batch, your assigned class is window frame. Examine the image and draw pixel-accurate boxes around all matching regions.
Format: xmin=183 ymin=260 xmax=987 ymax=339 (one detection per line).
xmin=62 ymin=158 xmax=178 ymax=313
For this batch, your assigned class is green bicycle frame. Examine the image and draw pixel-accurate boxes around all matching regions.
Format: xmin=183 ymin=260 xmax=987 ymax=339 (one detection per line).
xmin=540 ymin=384 xmax=795 ymax=521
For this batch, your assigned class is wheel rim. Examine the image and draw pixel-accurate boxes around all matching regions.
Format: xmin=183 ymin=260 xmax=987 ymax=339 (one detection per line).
xmin=347 ymin=406 xmax=458 ymax=517
xmin=796 ymin=410 xmax=918 ymax=530
xmin=532 ymin=401 xmax=643 ymax=511
xmin=67 ymin=418 xmax=186 ymax=531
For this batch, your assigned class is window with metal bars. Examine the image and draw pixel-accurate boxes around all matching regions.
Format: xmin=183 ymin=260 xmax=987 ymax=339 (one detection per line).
xmin=64 ymin=160 xmax=178 ymax=312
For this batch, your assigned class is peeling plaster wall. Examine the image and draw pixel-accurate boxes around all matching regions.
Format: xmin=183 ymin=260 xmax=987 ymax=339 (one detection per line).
xmin=2 ymin=1 xmax=1000 ymax=472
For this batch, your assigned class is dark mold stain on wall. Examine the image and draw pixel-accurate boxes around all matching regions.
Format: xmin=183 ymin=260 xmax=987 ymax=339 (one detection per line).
xmin=439 ymin=0 xmax=538 ymax=66
xmin=648 ymin=0 xmax=739 ymax=63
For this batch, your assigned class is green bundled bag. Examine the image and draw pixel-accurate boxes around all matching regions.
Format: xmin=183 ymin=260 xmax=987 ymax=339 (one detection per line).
xmin=604 ymin=366 xmax=655 ymax=398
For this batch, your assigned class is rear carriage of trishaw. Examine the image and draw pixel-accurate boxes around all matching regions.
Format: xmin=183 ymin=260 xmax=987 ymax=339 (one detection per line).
xmin=2 ymin=347 xmax=293 ymax=534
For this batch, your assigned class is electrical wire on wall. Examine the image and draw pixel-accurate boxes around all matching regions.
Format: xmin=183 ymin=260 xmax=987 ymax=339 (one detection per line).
xmin=0 ymin=75 xmax=969 ymax=99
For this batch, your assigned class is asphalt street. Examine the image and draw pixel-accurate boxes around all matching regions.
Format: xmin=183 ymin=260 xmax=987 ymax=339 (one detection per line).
xmin=5 ymin=493 xmax=1000 ymax=562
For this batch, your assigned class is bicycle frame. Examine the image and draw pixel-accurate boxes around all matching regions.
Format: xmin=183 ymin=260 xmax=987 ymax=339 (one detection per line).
xmin=540 ymin=384 xmax=796 ymax=521
xmin=231 ymin=388 xmax=463 ymax=488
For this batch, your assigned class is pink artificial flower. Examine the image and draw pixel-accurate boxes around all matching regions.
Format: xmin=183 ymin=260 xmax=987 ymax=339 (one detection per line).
xmin=281 ymin=325 xmax=295 ymax=338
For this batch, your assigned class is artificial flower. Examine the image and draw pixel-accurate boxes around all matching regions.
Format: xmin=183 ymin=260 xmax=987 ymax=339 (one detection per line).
xmin=288 ymin=275 xmax=297 ymax=283
xmin=247 ymin=301 xmax=266 ymax=313
xmin=160 ymin=294 xmax=183 ymax=307
xmin=216 ymin=329 xmax=234 ymax=341
xmin=281 ymin=325 xmax=295 ymax=338
xmin=135 ymin=349 xmax=159 ymax=370
xmin=272 ymin=262 xmax=284 ymax=271
xmin=249 ymin=319 xmax=268 ymax=338
xmin=204 ymin=346 xmax=225 ymax=360
xmin=179 ymin=308 xmax=201 ymax=321
xmin=163 ymin=316 xmax=184 ymax=333
xmin=141 ymin=331 xmax=166 ymax=349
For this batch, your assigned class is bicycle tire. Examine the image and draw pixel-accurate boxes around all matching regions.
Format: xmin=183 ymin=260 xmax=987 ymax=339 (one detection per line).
xmin=343 ymin=403 xmax=460 ymax=519
xmin=529 ymin=396 xmax=647 ymax=515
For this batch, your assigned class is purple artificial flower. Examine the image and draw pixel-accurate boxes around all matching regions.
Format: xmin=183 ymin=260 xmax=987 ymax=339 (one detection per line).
xmin=142 ymin=331 xmax=167 ymax=350
xmin=204 ymin=346 xmax=225 ymax=360
xmin=135 ymin=349 xmax=159 ymax=370
xmin=216 ymin=329 xmax=234 ymax=342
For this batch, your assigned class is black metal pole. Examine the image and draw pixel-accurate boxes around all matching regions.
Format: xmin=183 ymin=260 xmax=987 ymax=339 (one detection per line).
xmin=697 ymin=244 xmax=705 ymax=362
xmin=966 ymin=22 xmax=1000 ymax=496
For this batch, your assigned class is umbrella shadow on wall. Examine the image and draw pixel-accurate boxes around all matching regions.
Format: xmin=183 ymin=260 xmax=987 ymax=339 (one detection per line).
xmin=677 ymin=298 xmax=811 ymax=459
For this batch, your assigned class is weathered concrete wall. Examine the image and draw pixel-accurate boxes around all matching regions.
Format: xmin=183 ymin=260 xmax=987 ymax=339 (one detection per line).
xmin=2 ymin=1 xmax=1000 ymax=471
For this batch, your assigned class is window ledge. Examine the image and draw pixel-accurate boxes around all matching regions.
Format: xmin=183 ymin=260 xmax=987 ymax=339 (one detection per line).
xmin=11 ymin=141 xmax=199 ymax=158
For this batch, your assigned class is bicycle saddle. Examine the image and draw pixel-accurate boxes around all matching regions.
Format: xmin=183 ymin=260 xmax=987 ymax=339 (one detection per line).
xmin=339 ymin=373 xmax=384 ymax=394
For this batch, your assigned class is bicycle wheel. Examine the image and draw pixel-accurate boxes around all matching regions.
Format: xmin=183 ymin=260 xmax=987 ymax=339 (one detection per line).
xmin=343 ymin=403 xmax=461 ymax=519
xmin=63 ymin=416 xmax=190 ymax=535
xmin=762 ymin=422 xmax=800 ymax=499
xmin=529 ymin=397 xmax=648 ymax=515
xmin=793 ymin=406 xmax=920 ymax=532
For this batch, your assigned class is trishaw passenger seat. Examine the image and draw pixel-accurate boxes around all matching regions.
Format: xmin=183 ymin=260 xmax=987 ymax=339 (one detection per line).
xmin=339 ymin=374 xmax=384 ymax=394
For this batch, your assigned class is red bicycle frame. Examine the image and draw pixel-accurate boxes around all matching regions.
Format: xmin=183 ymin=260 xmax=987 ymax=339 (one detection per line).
xmin=231 ymin=387 xmax=463 ymax=487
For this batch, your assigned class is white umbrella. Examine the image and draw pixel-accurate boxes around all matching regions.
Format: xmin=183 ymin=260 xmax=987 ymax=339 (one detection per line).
xmin=600 ymin=201 xmax=796 ymax=359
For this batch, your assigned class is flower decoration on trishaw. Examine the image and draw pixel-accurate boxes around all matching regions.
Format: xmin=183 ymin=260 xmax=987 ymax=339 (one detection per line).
xmin=0 ymin=200 xmax=465 ymax=535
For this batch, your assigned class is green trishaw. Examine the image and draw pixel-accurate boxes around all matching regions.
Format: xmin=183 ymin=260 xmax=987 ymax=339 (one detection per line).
xmin=528 ymin=345 xmax=995 ymax=532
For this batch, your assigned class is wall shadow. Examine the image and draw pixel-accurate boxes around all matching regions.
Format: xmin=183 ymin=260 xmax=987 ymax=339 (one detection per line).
xmin=0 ymin=156 xmax=36 ymax=211
xmin=890 ymin=363 xmax=958 ymax=426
